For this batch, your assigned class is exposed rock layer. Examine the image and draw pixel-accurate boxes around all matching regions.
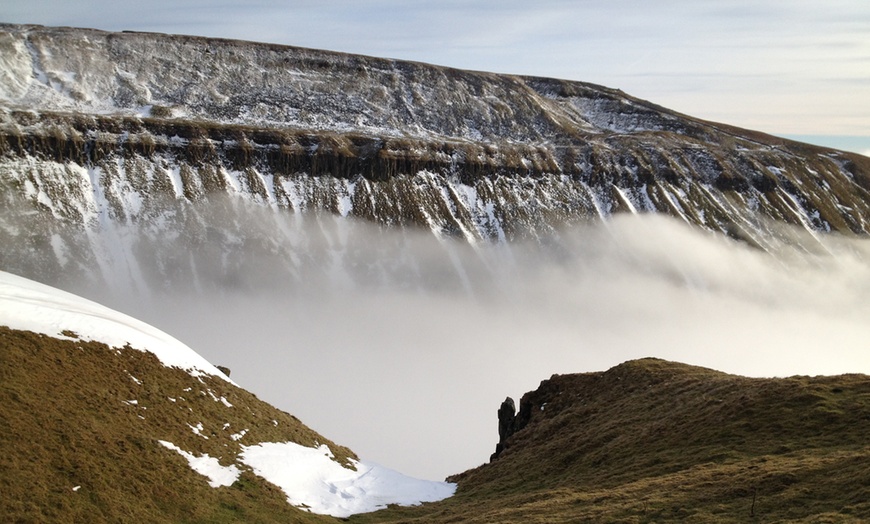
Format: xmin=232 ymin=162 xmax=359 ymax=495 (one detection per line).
xmin=2 ymin=24 xmax=870 ymax=286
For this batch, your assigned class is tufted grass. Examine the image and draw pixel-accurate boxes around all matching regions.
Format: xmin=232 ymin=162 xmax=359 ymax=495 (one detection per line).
xmin=5 ymin=324 xmax=870 ymax=523
xmin=352 ymin=358 xmax=870 ymax=523
xmin=0 ymin=326 xmax=348 ymax=523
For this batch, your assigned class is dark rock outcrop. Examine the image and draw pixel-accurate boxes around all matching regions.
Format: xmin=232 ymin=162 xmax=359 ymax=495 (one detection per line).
xmin=490 ymin=375 xmax=576 ymax=461
xmin=491 ymin=396 xmax=517 ymax=460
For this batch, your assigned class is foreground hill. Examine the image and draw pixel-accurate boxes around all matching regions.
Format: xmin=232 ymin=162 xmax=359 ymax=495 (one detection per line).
xmin=353 ymin=359 xmax=870 ymax=523
xmin=0 ymin=271 xmax=453 ymax=522
xmin=2 ymin=24 xmax=870 ymax=291
xmin=4 ymin=271 xmax=869 ymax=522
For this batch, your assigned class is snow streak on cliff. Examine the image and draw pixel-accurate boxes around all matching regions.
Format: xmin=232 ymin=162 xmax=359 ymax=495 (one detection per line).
xmin=1 ymin=23 xmax=870 ymax=285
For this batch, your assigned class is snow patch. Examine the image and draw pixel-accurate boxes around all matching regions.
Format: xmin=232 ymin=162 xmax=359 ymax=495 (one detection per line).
xmin=188 ymin=422 xmax=208 ymax=439
xmin=239 ymin=441 xmax=456 ymax=518
xmin=158 ymin=440 xmax=240 ymax=488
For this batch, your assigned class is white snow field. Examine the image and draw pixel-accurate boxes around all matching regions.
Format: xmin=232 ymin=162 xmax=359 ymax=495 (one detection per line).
xmin=0 ymin=269 xmax=232 ymax=381
xmin=0 ymin=270 xmax=455 ymax=516
xmin=240 ymin=441 xmax=456 ymax=518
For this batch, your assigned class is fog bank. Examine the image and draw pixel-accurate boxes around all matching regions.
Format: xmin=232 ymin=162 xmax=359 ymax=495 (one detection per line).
xmin=10 ymin=207 xmax=870 ymax=480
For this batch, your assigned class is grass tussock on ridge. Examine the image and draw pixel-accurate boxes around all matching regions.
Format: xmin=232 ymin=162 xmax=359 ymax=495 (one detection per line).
xmin=0 ymin=326 xmax=348 ymax=523
xmin=354 ymin=358 xmax=870 ymax=523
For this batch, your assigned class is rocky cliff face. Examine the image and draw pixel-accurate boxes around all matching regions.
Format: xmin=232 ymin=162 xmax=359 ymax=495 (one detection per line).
xmin=2 ymin=24 xmax=869 ymax=288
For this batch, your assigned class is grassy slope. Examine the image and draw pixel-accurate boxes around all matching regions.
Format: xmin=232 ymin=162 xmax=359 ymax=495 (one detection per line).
xmin=0 ymin=326 xmax=352 ymax=524
xmin=5 ymin=325 xmax=870 ymax=523
xmin=353 ymin=358 xmax=870 ymax=523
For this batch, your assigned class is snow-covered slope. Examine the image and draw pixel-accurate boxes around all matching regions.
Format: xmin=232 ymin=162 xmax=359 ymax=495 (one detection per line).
xmin=2 ymin=24 xmax=869 ymax=291
xmin=158 ymin=438 xmax=456 ymax=517
xmin=0 ymin=270 xmax=454 ymax=517
xmin=0 ymin=269 xmax=230 ymax=380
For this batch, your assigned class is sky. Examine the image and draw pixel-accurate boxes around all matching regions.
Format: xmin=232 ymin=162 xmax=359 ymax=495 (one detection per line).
xmin=2 ymin=0 xmax=869 ymax=155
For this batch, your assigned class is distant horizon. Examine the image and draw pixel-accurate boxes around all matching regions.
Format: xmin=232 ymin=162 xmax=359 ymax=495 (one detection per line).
xmin=779 ymin=135 xmax=870 ymax=157
xmin=2 ymin=1 xmax=868 ymax=154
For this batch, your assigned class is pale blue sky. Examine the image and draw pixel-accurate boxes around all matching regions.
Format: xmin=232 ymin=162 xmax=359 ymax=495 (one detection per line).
xmin=2 ymin=1 xmax=868 ymax=151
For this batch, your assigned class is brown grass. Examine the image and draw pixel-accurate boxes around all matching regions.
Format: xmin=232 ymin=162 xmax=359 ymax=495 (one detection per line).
xmin=4 ymin=326 xmax=870 ymax=522
xmin=0 ymin=326 xmax=350 ymax=523
xmin=351 ymin=358 xmax=870 ymax=523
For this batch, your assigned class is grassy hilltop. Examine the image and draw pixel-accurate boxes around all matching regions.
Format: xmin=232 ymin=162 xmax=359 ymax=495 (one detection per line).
xmin=354 ymin=358 xmax=870 ymax=523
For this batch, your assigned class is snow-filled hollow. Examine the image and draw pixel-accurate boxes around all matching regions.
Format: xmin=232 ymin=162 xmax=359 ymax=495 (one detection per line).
xmin=239 ymin=441 xmax=456 ymax=518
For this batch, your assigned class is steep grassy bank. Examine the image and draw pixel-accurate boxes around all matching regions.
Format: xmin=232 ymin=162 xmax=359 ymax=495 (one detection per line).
xmin=354 ymin=359 xmax=870 ymax=523
xmin=0 ymin=326 xmax=349 ymax=523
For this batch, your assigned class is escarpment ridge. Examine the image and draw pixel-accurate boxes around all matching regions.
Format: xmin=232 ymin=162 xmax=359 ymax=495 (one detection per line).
xmin=2 ymin=24 xmax=870 ymax=288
